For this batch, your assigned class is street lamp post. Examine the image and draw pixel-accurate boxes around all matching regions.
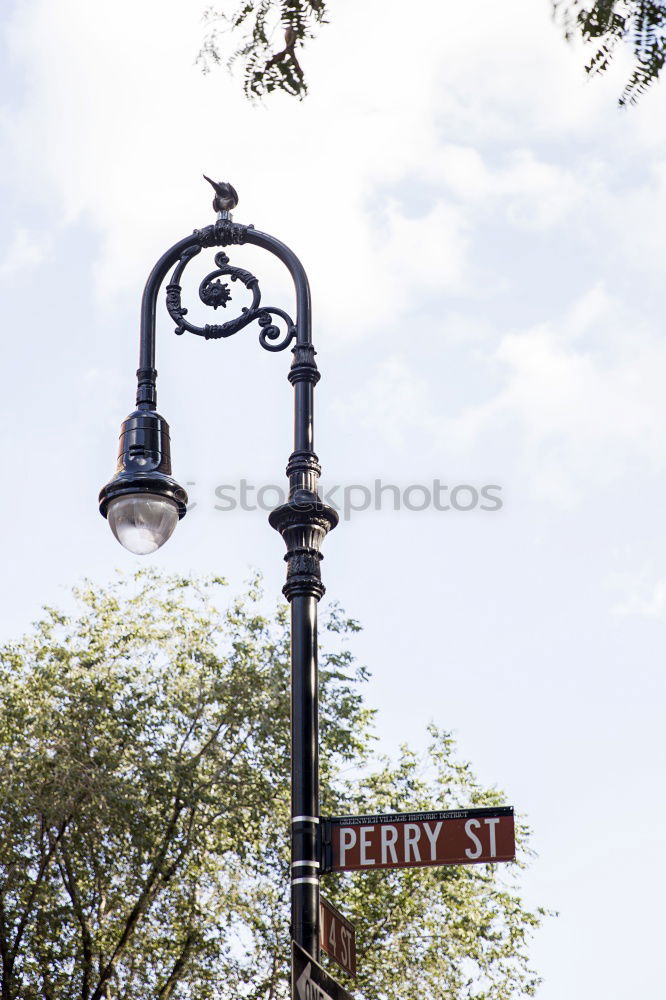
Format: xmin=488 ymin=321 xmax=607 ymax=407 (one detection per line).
xmin=99 ymin=180 xmax=338 ymax=962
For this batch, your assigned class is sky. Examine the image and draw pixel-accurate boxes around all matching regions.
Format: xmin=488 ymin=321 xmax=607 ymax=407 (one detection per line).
xmin=1 ymin=1 xmax=665 ymax=997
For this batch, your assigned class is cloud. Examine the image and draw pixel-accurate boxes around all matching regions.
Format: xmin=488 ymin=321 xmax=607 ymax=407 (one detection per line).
xmin=3 ymin=0 xmax=662 ymax=342
xmin=333 ymin=354 xmax=433 ymax=449
xmin=416 ymin=144 xmax=583 ymax=230
xmin=612 ymin=567 xmax=666 ymax=621
xmin=448 ymin=285 xmax=666 ymax=502
xmin=335 ymin=283 xmax=666 ymax=505
xmin=5 ymin=0 xmax=666 ymax=505
xmin=0 ymin=227 xmax=47 ymax=279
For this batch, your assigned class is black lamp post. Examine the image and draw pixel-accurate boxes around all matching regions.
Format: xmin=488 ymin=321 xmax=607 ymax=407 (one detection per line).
xmin=99 ymin=179 xmax=338 ymax=961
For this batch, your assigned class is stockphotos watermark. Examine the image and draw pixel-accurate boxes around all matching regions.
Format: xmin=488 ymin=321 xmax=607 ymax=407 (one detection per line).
xmin=185 ymin=480 xmax=503 ymax=520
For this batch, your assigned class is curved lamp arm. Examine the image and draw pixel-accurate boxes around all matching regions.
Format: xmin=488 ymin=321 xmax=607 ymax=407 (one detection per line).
xmin=134 ymin=217 xmax=320 ymax=502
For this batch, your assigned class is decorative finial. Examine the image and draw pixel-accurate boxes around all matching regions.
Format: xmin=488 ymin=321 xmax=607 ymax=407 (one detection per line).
xmin=203 ymin=176 xmax=239 ymax=215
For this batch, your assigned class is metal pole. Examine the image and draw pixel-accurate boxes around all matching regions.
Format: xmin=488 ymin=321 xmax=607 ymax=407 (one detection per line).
xmin=289 ymin=594 xmax=321 ymax=957
xmin=269 ymin=325 xmax=338 ymax=962
xmin=243 ymin=225 xmax=339 ymax=961
xmin=127 ymin=198 xmax=338 ymax=961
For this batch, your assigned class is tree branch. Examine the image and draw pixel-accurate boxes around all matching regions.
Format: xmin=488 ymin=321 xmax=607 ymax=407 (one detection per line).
xmin=56 ymin=843 xmax=93 ymax=1000
xmin=8 ymin=816 xmax=70 ymax=971
xmin=156 ymin=930 xmax=196 ymax=1000
xmin=89 ymin=794 xmax=187 ymax=1000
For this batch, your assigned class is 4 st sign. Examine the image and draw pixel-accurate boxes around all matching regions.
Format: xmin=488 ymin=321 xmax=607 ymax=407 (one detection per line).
xmin=320 ymin=896 xmax=356 ymax=978
xmin=322 ymin=806 xmax=514 ymax=872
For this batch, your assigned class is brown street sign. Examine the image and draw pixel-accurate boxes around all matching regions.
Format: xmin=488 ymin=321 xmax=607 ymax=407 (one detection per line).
xmin=322 ymin=806 xmax=514 ymax=872
xmin=292 ymin=940 xmax=354 ymax=1000
xmin=320 ymin=895 xmax=356 ymax=978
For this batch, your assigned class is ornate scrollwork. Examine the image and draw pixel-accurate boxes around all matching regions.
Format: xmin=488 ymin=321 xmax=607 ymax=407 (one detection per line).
xmin=269 ymin=499 xmax=339 ymax=601
xmin=194 ymin=219 xmax=251 ymax=248
xmin=258 ymin=308 xmax=298 ymax=352
xmin=165 ymin=248 xmax=297 ymax=351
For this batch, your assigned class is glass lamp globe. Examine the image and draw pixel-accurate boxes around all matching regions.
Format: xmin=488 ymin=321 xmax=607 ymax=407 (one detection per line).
xmin=107 ymin=493 xmax=179 ymax=554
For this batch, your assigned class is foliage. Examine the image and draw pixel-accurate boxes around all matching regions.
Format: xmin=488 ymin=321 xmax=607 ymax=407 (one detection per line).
xmin=197 ymin=1 xmax=328 ymax=100
xmin=0 ymin=571 xmax=545 ymax=999
xmin=555 ymin=1 xmax=666 ymax=104
xmin=198 ymin=1 xmax=666 ymax=106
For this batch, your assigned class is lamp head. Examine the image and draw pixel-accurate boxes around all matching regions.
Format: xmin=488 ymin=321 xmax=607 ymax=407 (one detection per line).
xmin=99 ymin=410 xmax=187 ymax=554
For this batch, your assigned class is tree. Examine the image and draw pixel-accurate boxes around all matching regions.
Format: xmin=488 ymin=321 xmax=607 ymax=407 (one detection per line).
xmin=554 ymin=1 xmax=666 ymax=105
xmin=199 ymin=1 xmax=666 ymax=105
xmin=197 ymin=1 xmax=328 ymax=99
xmin=0 ymin=571 xmax=545 ymax=999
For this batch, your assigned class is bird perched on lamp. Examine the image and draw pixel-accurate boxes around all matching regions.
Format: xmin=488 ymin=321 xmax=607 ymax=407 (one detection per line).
xmin=203 ymin=176 xmax=239 ymax=214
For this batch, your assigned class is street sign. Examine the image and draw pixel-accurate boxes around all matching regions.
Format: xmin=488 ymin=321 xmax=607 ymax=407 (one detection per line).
xmin=292 ymin=941 xmax=354 ymax=1000
xmin=320 ymin=896 xmax=356 ymax=978
xmin=322 ymin=806 xmax=514 ymax=872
